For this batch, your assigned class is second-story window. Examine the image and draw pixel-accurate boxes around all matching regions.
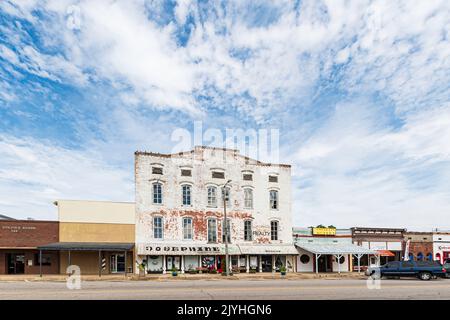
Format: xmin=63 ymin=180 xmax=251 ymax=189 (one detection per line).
xmin=207 ymin=186 xmax=217 ymax=207
xmin=270 ymin=190 xmax=278 ymax=210
xmin=182 ymin=184 xmax=192 ymax=206
xmin=222 ymin=186 xmax=231 ymax=207
xmin=222 ymin=219 xmax=231 ymax=243
xmin=153 ymin=216 xmax=163 ymax=239
xmin=244 ymin=220 xmax=252 ymax=241
xmin=271 ymin=220 xmax=279 ymax=241
xmin=152 ymin=182 xmax=162 ymax=204
xmin=244 ymin=188 xmax=253 ymax=209
xmin=183 ymin=217 xmax=193 ymax=240
xmin=207 ymin=218 xmax=217 ymax=243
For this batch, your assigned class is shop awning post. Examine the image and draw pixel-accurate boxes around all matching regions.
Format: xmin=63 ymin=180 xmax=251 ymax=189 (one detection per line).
xmin=39 ymin=249 xmax=42 ymax=278
xmin=98 ymin=250 xmax=101 ymax=278
xmin=124 ymin=250 xmax=127 ymax=277
xmin=315 ymin=254 xmax=321 ymax=274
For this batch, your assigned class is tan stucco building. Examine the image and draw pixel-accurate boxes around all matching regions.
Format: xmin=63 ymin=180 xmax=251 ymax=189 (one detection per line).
xmin=39 ymin=200 xmax=135 ymax=275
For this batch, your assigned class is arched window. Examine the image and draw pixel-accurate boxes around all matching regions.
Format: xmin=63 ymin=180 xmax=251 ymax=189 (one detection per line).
xmin=408 ymin=253 xmax=414 ymax=261
xmin=271 ymin=220 xmax=279 ymax=241
xmin=182 ymin=184 xmax=192 ymax=205
xmin=152 ymin=182 xmax=162 ymax=204
xmin=207 ymin=186 xmax=217 ymax=207
xmin=244 ymin=188 xmax=253 ymax=209
xmin=417 ymin=252 xmax=424 ymax=261
xmin=222 ymin=219 xmax=231 ymax=243
xmin=222 ymin=186 xmax=231 ymax=207
xmin=183 ymin=217 xmax=193 ymax=240
xmin=207 ymin=218 xmax=217 ymax=243
xmin=153 ymin=216 xmax=163 ymax=239
xmin=427 ymin=253 xmax=433 ymax=261
xmin=244 ymin=220 xmax=252 ymax=241
xmin=269 ymin=190 xmax=278 ymax=209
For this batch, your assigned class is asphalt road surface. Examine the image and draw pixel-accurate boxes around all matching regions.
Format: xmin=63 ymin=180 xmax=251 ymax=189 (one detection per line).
xmin=0 ymin=278 xmax=449 ymax=300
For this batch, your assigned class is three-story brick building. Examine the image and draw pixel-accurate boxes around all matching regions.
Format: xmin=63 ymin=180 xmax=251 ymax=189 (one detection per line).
xmin=135 ymin=146 xmax=298 ymax=274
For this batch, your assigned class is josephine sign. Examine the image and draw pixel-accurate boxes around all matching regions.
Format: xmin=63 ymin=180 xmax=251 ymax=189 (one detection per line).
xmin=141 ymin=244 xmax=221 ymax=255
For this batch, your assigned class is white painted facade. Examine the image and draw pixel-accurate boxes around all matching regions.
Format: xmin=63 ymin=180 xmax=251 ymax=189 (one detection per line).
xmin=135 ymin=146 xmax=297 ymax=274
xmin=432 ymin=233 xmax=450 ymax=263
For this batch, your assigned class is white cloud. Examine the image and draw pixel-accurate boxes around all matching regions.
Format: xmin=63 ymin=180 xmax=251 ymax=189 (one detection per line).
xmin=0 ymin=135 xmax=133 ymax=220
xmin=291 ymin=102 xmax=450 ymax=230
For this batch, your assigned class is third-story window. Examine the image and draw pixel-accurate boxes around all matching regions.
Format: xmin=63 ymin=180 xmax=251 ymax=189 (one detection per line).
xmin=269 ymin=190 xmax=278 ymax=209
xmin=244 ymin=188 xmax=253 ymax=209
xmin=182 ymin=185 xmax=192 ymax=205
xmin=183 ymin=217 xmax=193 ymax=240
xmin=244 ymin=220 xmax=252 ymax=241
xmin=153 ymin=216 xmax=163 ymax=239
xmin=152 ymin=182 xmax=162 ymax=204
xmin=222 ymin=187 xmax=231 ymax=207
xmin=207 ymin=218 xmax=217 ymax=243
xmin=222 ymin=219 xmax=231 ymax=243
xmin=271 ymin=221 xmax=279 ymax=241
xmin=207 ymin=186 xmax=217 ymax=207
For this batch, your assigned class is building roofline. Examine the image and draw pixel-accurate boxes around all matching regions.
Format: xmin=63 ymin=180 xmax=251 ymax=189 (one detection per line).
xmin=135 ymin=146 xmax=291 ymax=168
xmin=53 ymin=200 xmax=135 ymax=206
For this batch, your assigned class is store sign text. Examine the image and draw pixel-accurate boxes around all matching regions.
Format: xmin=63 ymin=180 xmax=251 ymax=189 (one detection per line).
xmin=145 ymin=246 xmax=221 ymax=253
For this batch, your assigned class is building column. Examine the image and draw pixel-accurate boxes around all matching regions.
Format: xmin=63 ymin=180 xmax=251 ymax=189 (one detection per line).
xmin=246 ymin=255 xmax=250 ymax=273
xmin=258 ymin=255 xmax=262 ymax=272
xmin=162 ymin=255 xmax=166 ymax=274
xmin=272 ymin=255 xmax=276 ymax=273
xmin=181 ymin=256 xmax=185 ymax=273
xmin=198 ymin=255 xmax=202 ymax=270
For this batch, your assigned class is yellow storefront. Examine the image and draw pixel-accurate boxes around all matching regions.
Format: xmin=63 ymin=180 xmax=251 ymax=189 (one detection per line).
xmin=38 ymin=200 xmax=135 ymax=275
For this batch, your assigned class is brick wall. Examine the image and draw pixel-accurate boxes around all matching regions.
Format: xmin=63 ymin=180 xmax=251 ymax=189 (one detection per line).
xmin=0 ymin=220 xmax=59 ymax=247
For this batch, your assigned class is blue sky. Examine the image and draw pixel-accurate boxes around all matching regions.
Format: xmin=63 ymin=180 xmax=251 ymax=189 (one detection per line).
xmin=0 ymin=0 xmax=449 ymax=230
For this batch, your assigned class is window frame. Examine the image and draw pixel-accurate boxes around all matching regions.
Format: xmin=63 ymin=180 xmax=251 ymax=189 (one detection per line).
xmin=153 ymin=216 xmax=164 ymax=239
xmin=244 ymin=188 xmax=253 ymax=209
xmin=182 ymin=217 xmax=193 ymax=240
xmin=152 ymin=182 xmax=163 ymax=204
xmin=222 ymin=186 xmax=231 ymax=207
xmin=244 ymin=220 xmax=252 ymax=241
xmin=269 ymin=190 xmax=279 ymax=210
xmin=207 ymin=218 xmax=217 ymax=243
xmin=207 ymin=186 xmax=218 ymax=207
xmin=222 ymin=218 xmax=231 ymax=243
xmin=270 ymin=220 xmax=279 ymax=241
xmin=181 ymin=184 xmax=192 ymax=206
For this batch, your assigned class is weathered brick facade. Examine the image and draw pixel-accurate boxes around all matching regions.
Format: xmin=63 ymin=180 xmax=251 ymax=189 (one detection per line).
xmin=135 ymin=146 xmax=296 ymax=273
xmin=404 ymin=232 xmax=434 ymax=260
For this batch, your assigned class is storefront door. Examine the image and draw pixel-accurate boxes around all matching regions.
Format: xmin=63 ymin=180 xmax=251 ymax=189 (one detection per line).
xmin=261 ymin=255 xmax=272 ymax=272
xmin=110 ymin=254 xmax=125 ymax=273
xmin=167 ymin=256 xmax=181 ymax=271
xmin=317 ymin=255 xmax=332 ymax=272
xmin=7 ymin=253 xmax=25 ymax=274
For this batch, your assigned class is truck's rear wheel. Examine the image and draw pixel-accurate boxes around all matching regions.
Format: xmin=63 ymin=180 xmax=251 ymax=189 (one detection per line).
xmin=419 ymin=272 xmax=432 ymax=280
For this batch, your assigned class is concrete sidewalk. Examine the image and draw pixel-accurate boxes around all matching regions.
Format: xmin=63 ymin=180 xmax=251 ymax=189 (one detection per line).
xmin=0 ymin=272 xmax=367 ymax=282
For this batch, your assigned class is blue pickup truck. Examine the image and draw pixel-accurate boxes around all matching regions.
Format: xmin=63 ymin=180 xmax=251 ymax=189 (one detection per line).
xmin=366 ymin=261 xmax=447 ymax=280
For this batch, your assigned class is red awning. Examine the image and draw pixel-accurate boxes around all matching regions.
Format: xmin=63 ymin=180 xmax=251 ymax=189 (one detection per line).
xmin=377 ymin=250 xmax=395 ymax=257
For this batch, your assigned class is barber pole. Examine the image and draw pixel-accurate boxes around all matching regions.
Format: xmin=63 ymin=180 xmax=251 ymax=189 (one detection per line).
xmin=404 ymin=240 xmax=411 ymax=261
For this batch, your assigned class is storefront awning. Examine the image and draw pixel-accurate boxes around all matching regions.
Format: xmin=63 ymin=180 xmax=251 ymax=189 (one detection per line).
xmin=295 ymin=243 xmax=377 ymax=255
xmin=376 ymin=250 xmax=395 ymax=257
xmin=37 ymin=242 xmax=134 ymax=251
xmin=238 ymin=244 xmax=298 ymax=255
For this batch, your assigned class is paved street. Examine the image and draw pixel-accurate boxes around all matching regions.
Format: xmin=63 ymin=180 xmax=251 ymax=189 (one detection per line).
xmin=0 ymin=278 xmax=449 ymax=300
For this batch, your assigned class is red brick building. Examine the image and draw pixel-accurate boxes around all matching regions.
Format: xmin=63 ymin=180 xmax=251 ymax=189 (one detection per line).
xmin=0 ymin=219 xmax=59 ymax=274
xmin=404 ymin=231 xmax=434 ymax=261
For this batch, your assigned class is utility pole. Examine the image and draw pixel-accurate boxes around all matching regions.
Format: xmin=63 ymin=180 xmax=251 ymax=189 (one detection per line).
xmin=223 ymin=180 xmax=232 ymax=276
